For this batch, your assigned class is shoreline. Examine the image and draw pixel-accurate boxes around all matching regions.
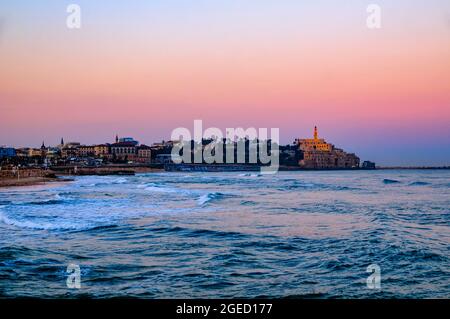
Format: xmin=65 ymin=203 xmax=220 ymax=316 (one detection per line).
xmin=0 ymin=165 xmax=448 ymax=189
xmin=375 ymin=166 xmax=450 ymax=170
xmin=0 ymin=176 xmax=74 ymax=188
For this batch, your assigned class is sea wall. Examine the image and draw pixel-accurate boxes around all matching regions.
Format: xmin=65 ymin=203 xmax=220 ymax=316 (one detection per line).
xmin=164 ymin=164 xmax=261 ymax=172
xmin=0 ymin=168 xmax=54 ymax=179
xmin=50 ymin=165 xmax=164 ymax=176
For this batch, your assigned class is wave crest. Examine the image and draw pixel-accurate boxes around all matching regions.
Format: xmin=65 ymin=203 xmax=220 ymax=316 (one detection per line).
xmin=0 ymin=211 xmax=114 ymax=231
xmin=198 ymin=192 xmax=226 ymax=206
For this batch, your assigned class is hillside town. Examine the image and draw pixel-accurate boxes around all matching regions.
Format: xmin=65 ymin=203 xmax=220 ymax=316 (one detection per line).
xmin=0 ymin=127 xmax=374 ymax=172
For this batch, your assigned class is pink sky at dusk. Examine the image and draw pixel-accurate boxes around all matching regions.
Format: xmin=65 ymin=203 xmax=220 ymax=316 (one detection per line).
xmin=0 ymin=1 xmax=449 ymax=165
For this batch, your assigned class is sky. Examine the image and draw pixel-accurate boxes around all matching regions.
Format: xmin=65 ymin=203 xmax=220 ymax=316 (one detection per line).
xmin=0 ymin=0 xmax=449 ymax=166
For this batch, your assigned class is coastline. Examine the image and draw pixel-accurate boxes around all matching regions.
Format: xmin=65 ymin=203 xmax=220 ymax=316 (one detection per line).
xmin=376 ymin=166 xmax=450 ymax=170
xmin=1 ymin=165 xmax=448 ymax=189
xmin=0 ymin=165 xmax=162 ymax=188
xmin=0 ymin=176 xmax=74 ymax=188
xmin=50 ymin=165 xmax=164 ymax=176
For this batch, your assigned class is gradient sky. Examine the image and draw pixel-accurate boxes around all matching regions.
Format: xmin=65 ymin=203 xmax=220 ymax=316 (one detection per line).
xmin=1 ymin=0 xmax=449 ymax=166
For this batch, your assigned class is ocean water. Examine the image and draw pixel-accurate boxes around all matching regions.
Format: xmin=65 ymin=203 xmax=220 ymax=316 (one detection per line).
xmin=0 ymin=170 xmax=449 ymax=298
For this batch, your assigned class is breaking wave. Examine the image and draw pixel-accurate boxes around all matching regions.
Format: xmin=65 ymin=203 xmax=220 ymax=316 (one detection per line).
xmin=198 ymin=192 xmax=226 ymax=206
xmin=0 ymin=211 xmax=74 ymax=231
xmin=112 ymin=178 xmax=128 ymax=184
xmin=144 ymin=186 xmax=177 ymax=193
xmin=0 ymin=170 xmax=449 ymax=298
xmin=0 ymin=205 xmax=115 ymax=231
xmin=238 ymin=173 xmax=262 ymax=177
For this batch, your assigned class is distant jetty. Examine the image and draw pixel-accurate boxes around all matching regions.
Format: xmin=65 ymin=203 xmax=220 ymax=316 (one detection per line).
xmin=0 ymin=165 xmax=163 ymax=187
xmin=50 ymin=164 xmax=163 ymax=176
xmin=164 ymin=163 xmax=261 ymax=172
xmin=376 ymin=166 xmax=450 ymax=170
xmin=0 ymin=168 xmax=73 ymax=188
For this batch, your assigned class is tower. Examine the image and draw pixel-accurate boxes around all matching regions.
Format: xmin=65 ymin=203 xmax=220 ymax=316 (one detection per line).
xmin=60 ymin=137 xmax=64 ymax=146
xmin=40 ymin=141 xmax=47 ymax=158
xmin=115 ymin=134 xmax=119 ymax=143
xmin=314 ymin=126 xmax=318 ymax=140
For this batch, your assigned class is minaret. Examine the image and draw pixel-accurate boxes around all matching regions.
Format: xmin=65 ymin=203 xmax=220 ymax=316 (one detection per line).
xmin=314 ymin=126 xmax=318 ymax=140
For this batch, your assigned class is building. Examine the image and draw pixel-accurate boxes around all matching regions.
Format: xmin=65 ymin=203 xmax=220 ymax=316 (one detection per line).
xmin=60 ymin=142 xmax=80 ymax=158
xmin=65 ymin=142 xmax=81 ymax=149
xmin=0 ymin=147 xmax=16 ymax=159
xmin=136 ymin=145 xmax=152 ymax=163
xmin=78 ymin=145 xmax=96 ymax=157
xmin=111 ymin=141 xmax=137 ymax=161
xmin=296 ymin=126 xmax=333 ymax=152
xmin=15 ymin=148 xmax=30 ymax=158
xmin=57 ymin=137 xmax=65 ymax=150
xmin=155 ymin=154 xmax=173 ymax=164
xmin=61 ymin=148 xmax=79 ymax=159
xmin=94 ymin=144 xmax=110 ymax=157
xmin=362 ymin=161 xmax=376 ymax=169
xmin=297 ymin=126 xmax=360 ymax=169
xmin=28 ymin=148 xmax=43 ymax=157
xmin=40 ymin=141 xmax=47 ymax=157
xmin=45 ymin=147 xmax=60 ymax=159
xmin=118 ymin=137 xmax=139 ymax=146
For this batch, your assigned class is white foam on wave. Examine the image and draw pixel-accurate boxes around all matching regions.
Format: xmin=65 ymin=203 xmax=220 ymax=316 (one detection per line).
xmin=113 ymin=178 xmax=128 ymax=184
xmin=0 ymin=205 xmax=106 ymax=231
xmin=144 ymin=186 xmax=177 ymax=193
xmin=81 ymin=183 xmax=98 ymax=187
xmin=0 ymin=210 xmax=82 ymax=230
xmin=197 ymin=194 xmax=212 ymax=206
xmin=141 ymin=182 xmax=198 ymax=195
xmin=238 ymin=173 xmax=262 ymax=177
xmin=139 ymin=182 xmax=177 ymax=193
xmin=197 ymin=192 xmax=225 ymax=206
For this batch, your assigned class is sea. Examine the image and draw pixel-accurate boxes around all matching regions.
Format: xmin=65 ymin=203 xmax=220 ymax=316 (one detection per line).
xmin=0 ymin=170 xmax=449 ymax=298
